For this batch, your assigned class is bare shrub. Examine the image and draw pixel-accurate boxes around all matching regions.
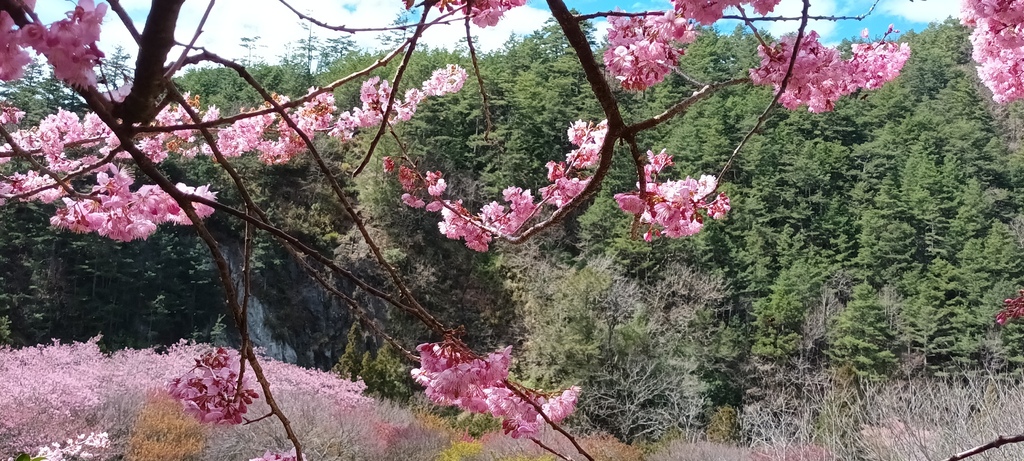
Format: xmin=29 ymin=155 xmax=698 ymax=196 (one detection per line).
xmin=852 ymin=377 xmax=1024 ymax=461
xmin=646 ymin=440 xmax=751 ymax=461
xmin=580 ymin=355 xmax=704 ymax=442
xmin=201 ymin=392 xmax=449 ymax=461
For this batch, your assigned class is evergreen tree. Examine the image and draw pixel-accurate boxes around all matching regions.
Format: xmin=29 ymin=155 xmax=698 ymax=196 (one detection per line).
xmin=827 ymin=283 xmax=896 ymax=380
xmin=334 ymin=321 xmax=363 ymax=381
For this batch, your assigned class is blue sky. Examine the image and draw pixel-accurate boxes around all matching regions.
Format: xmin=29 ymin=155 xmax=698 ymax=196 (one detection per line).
xmin=35 ymin=0 xmax=963 ymax=63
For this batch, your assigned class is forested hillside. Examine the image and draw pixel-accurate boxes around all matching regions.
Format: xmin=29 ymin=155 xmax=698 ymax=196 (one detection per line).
xmin=3 ymin=17 xmax=1024 ymax=442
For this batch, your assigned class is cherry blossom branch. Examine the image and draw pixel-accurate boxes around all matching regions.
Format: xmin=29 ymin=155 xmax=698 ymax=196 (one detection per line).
xmin=234 ymin=218 xmax=254 ymax=405
xmin=101 ymin=18 xmax=305 ymax=457
xmin=194 ymin=50 xmax=447 ymax=335
xmin=352 ymin=5 xmax=432 ymax=177
xmin=722 ymin=0 xmax=880 ymax=22
xmin=530 ymin=438 xmax=574 ymax=461
xmin=491 ymin=0 xmax=627 ymax=245
xmin=717 ymin=0 xmax=811 ymax=182
xmin=165 ymin=0 xmax=216 ymax=79
xmin=942 ymin=434 xmax=1024 ymax=461
xmin=293 ymin=254 xmax=418 ymax=362
xmin=114 ymin=0 xmax=186 ymax=125
xmin=136 ymin=43 xmax=409 ymax=133
xmin=464 ymin=12 xmax=493 ymax=140
xmin=0 ymin=136 xmax=106 ymax=157
xmin=574 ymin=0 xmax=879 ymax=23
xmin=168 ymin=192 xmax=426 ymax=320
xmin=243 ymin=412 xmax=276 ymax=425
xmin=0 ymin=125 xmax=81 ymax=199
xmin=1 ymin=148 xmax=118 ymax=202
xmin=114 ymin=134 xmax=305 ymax=460
xmin=0 ymin=0 xmax=30 ymax=27
xmin=155 ymin=73 xmax=435 ymax=345
xmin=627 ymin=77 xmax=749 ymax=133
xmin=506 ymin=380 xmax=594 ymax=461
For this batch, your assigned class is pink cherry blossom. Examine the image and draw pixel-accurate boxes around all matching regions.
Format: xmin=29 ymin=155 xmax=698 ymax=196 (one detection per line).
xmin=613 ymin=149 xmax=730 ymax=240
xmin=166 ymin=347 xmax=260 ymax=425
xmin=750 ymin=31 xmax=909 ymax=112
xmin=412 ymin=341 xmax=579 ymax=439
xmin=604 ymin=11 xmax=698 ymax=91
xmin=671 ymin=0 xmax=782 ymax=25
xmin=249 ymin=448 xmax=306 ymax=461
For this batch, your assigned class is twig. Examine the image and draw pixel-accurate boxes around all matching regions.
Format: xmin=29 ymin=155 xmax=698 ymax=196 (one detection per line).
xmin=530 ymin=438 xmax=574 ymax=461
xmin=942 ymin=434 xmax=1024 ymax=461
xmin=506 ymin=380 xmax=594 ymax=461
xmin=627 ymin=77 xmax=748 ymax=133
xmin=137 ymin=44 xmax=409 ymax=134
xmin=276 ymin=0 xmax=460 ymax=33
xmin=165 ymin=0 xmax=215 ymax=78
xmin=195 ymin=50 xmax=447 ymax=335
xmin=717 ymin=0 xmax=812 ymax=182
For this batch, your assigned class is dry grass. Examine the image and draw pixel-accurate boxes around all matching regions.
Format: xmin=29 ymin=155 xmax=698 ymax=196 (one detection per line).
xmin=579 ymin=433 xmax=643 ymax=461
xmin=125 ymin=393 xmax=206 ymax=461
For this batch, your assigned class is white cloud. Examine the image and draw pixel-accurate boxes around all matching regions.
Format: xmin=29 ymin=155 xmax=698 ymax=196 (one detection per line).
xmin=88 ymin=0 xmax=552 ymax=68
xmin=880 ymin=0 xmax=961 ymax=23
xmin=752 ymin=0 xmax=840 ymax=42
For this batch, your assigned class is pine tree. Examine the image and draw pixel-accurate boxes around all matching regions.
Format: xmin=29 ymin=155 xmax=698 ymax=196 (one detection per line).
xmin=827 ymin=283 xmax=896 ymax=380
xmin=333 ymin=321 xmax=363 ymax=381
xmin=751 ymin=259 xmax=822 ymax=360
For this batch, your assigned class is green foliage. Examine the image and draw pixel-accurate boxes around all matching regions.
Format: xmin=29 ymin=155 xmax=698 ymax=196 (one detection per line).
xmin=751 ymin=258 xmax=825 ymax=360
xmin=0 ymin=316 xmax=10 ymax=345
xmin=360 ymin=344 xmax=414 ymax=402
xmin=827 ymin=284 xmax=896 ymax=380
xmin=334 ymin=321 xmax=364 ymax=381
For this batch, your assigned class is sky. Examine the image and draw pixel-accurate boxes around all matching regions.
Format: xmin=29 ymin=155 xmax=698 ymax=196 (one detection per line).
xmin=34 ymin=0 xmax=964 ymax=65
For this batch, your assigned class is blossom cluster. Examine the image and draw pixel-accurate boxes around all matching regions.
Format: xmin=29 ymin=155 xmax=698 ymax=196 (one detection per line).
xmin=46 ymin=164 xmax=216 ymax=242
xmin=0 ymin=0 xmax=106 ymax=87
xmin=33 ymin=432 xmax=110 ymax=461
xmin=604 ymin=11 xmax=697 ymax=91
xmin=412 ymin=341 xmax=580 ymax=439
xmin=671 ymin=0 xmax=782 ymax=24
xmin=961 ymin=0 xmax=1024 ymax=103
xmin=750 ymin=30 xmax=910 ymax=112
xmin=166 ymin=347 xmax=260 ymax=425
xmin=0 ymin=65 xmax=468 ymax=242
xmin=613 ymin=149 xmax=730 ymax=241
xmin=388 ymin=120 xmax=606 ymax=251
xmin=429 ymin=0 xmax=528 ymax=28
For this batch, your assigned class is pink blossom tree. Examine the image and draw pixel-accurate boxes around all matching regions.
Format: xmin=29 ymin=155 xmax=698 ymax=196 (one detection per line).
xmin=0 ymin=0 xmax=1021 ymax=459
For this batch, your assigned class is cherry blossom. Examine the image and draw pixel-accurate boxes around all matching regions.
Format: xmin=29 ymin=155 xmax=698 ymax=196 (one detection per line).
xmin=613 ymin=149 xmax=730 ymax=241
xmin=961 ymin=0 xmax=1024 ymax=103
xmin=997 ymin=289 xmax=1024 ymax=325
xmin=411 ymin=341 xmax=580 ymax=439
xmin=389 ymin=120 xmax=606 ymax=251
xmin=750 ymin=30 xmax=909 ymax=112
xmin=604 ymin=11 xmax=698 ymax=91
xmin=671 ymin=0 xmax=782 ymax=25
xmin=249 ymin=448 xmax=306 ymax=461
xmin=166 ymin=347 xmax=260 ymax=425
